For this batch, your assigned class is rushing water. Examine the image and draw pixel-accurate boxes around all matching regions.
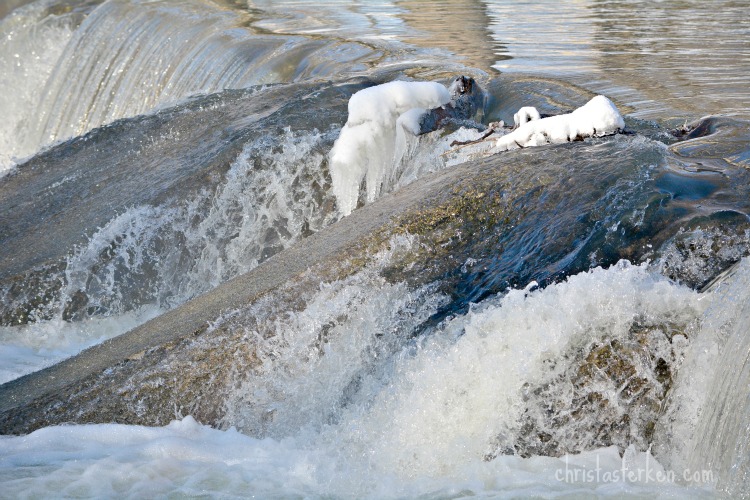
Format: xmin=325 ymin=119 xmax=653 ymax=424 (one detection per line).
xmin=1 ymin=0 xmax=750 ymax=497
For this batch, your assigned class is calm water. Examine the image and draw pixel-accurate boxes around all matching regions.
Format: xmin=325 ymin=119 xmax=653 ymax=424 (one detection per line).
xmin=250 ymin=0 xmax=750 ymax=119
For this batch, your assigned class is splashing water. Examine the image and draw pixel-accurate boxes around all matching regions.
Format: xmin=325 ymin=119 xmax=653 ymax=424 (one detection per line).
xmin=0 ymin=127 xmax=337 ymax=382
xmin=0 ymin=261 xmax=718 ymax=498
xmin=1 ymin=0 xmax=750 ymax=497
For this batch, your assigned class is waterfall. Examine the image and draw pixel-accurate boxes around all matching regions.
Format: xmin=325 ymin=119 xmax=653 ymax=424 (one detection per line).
xmin=674 ymin=259 xmax=750 ymax=494
xmin=0 ymin=0 xmax=76 ymax=171
xmin=2 ymin=0 xmax=377 ymax=168
xmin=2 ymin=0 xmax=750 ymax=496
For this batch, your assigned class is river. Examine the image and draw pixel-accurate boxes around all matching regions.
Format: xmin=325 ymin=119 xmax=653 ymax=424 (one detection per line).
xmin=1 ymin=0 xmax=749 ymax=497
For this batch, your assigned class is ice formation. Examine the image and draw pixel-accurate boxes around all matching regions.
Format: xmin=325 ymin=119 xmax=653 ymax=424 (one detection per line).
xmin=330 ymin=88 xmax=625 ymax=216
xmin=513 ymin=106 xmax=541 ymax=127
xmin=496 ymin=95 xmax=624 ymax=151
xmin=329 ymin=81 xmax=451 ymax=215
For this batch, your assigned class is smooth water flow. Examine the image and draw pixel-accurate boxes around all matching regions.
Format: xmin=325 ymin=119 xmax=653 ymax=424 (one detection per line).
xmin=485 ymin=0 xmax=750 ymax=119
xmin=1 ymin=0 xmax=749 ymax=497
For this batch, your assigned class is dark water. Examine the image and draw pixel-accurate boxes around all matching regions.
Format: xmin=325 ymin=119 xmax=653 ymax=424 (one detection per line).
xmin=1 ymin=0 xmax=750 ymax=497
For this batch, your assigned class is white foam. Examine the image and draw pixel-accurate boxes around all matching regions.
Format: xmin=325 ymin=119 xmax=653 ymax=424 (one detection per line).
xmin=329 ymin=80 xmax=451 ymax=215
xmin=0 ymin=306 xmax=162 ymax=384
xmin=496 ymin=95 xmax=625 ymax=151
xmin=0 ymin=262 xmax=717 ymax=497
xmin=0 ymin=420 xmax=711 ymax=498
xmin=220 ymin=234 xmax=449 ymax=437
xmin=327 ymin=261 xmax=705 ymax=481
xmin=0 ymin=1 xmax=74 ymax=172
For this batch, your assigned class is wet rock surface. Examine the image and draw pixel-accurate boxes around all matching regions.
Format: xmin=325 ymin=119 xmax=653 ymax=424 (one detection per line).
xmin=487 ymin=321 xmax=693 ymax=459
xmin=1 ymin=89 xmax=749 ymax=465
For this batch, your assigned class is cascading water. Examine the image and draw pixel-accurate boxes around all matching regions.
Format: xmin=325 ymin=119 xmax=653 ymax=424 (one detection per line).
xmin=1 ymin=0 xmax=750 ymax=497
xmin=1 ymin=0 xmax=378 ymax=171
xmin=653 ymin=259 xmax=750 ymax=496
xmin=0 ymin=123 xmax=341 ymax=381
xmin=0 ymin=0 xmax=78 ymax=171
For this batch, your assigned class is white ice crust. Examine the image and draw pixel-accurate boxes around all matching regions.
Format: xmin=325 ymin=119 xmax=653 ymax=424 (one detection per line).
xmin=496 ymin=95 xmax=625 ymax=151
xmin=513 ymin=106 xmax=541 ymax=127
xmin=329 ymin=85 xmax=625 ymax=217
xmin=329 ymin=81 xmax=451 ymax=215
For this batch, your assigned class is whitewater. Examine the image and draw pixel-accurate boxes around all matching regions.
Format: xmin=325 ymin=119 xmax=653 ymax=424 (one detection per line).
xmin=1 ymin=0 xmax=750 ymax=498
xmin=0 ymin=261 xmax=724 ymax=498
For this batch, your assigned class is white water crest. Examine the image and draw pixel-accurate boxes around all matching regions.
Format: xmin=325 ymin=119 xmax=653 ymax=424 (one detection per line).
xmin=658 ymin=258 xmax=750 ymax=495
xmin=0 ymin=262 xmax=716 ymax=497
xmin=220 ymin=235 xmax=450 ymax=437
xmin=0 ymin=127 xmax=336 ymax=383
xmin=320 ymin=261 xmax=704 ymax=481
xmin=0 ymin=0 xmax=75 ymax=172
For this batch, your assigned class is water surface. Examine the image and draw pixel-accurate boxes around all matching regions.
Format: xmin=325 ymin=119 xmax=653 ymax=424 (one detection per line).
xmin=1 ymin=0 xmax=749 ymax=497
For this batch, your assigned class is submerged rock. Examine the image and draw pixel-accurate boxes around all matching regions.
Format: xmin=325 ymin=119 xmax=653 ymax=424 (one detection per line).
xmin=487 ymin=321 xmax=693 ymax=459
xmin=416 ymin=75 xmax=485 ymax=134
xmin=2 ymin=121 xmax=749 ymax=438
